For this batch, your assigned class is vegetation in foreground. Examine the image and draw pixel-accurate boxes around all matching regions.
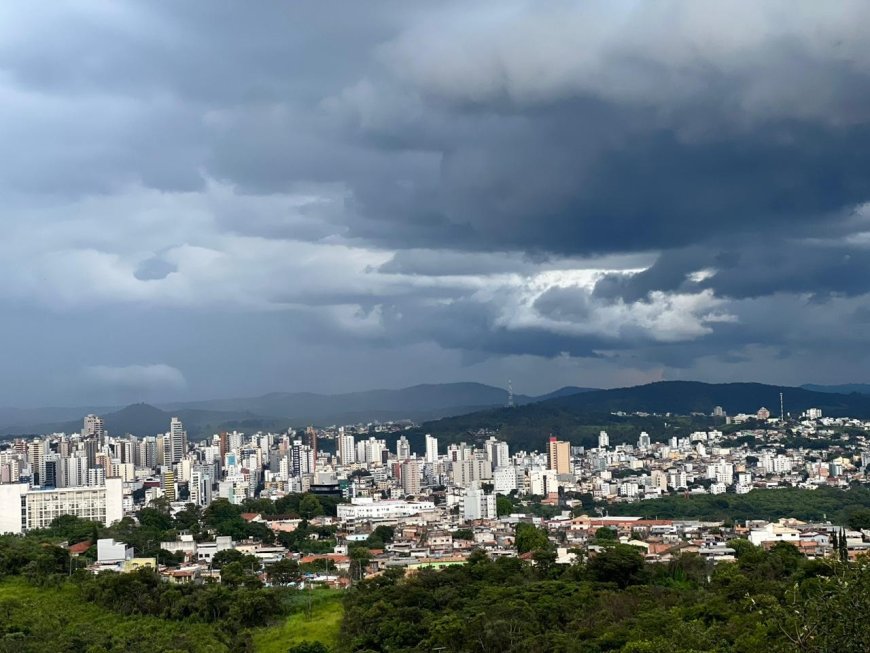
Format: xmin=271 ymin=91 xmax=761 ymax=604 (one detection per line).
xmin=252 ymin=589 xmax=343 ymax=653
xmin=0 ymin=521 xmax=341 ymax=652
xmin=341 ymin=543 xmax=870 ymax=652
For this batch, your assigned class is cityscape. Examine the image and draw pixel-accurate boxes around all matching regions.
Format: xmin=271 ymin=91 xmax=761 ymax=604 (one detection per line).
xmin=4 ymin=0 xmax=870 ymax=650
xmin=3 ymin=393 xmax=870 ymax=574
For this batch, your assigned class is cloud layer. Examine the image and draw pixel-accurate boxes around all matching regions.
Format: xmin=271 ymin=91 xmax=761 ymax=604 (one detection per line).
xmin=2 ymin=1 xmax=870 ymax=404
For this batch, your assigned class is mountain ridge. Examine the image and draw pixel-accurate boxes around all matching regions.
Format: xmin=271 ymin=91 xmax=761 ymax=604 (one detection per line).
xmin=0 ymin=382 xmax=598 ymax=437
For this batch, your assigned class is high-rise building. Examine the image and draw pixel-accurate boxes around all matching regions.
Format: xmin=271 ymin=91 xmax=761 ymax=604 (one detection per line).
xmin=547 ymin=437 xmax=570 ymax=475
xmin=484 ymin=437 xmax=510 ymax=469
xmin=28 ymin=438 xmax=45 ymax=486
xmin=83 ymin=438 xmax=98 ymax=468
xmin=598 ymin=430 xmax=610 ymax=449
xmin=87 ymin=467 xmax=105 ymax=487
xmin=638 ymin=432 xmax=651 ymax=449
xmin=169 ymin=417 xmax=186 ymax=464
xmin=82 ymin=414 xmax=105 ymax=440
xmin=401 ymin=460 xmax=420 ymax=496
xmin=190 ymin=468 xmax=212 ymax=506
xmin=306 ymin=427 xmax=317 ymax=462
xmin=338 ymin=433 xmax=356 ymax=465
xmin=396 ymin=436 xmax=411 ymax=461
xmin=162 ymin=470 xmax=176 ymax=502
xmin=425 ymin=434 xmax=438 ymax=464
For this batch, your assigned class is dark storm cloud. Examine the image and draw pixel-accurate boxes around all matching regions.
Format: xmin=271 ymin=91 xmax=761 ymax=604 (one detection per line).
xmin=3 ymin=0 xmax=870 ymax=404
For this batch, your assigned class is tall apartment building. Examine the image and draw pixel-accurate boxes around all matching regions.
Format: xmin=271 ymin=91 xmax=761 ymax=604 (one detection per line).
xmin=162 ymin=470 xmax=176 ymax=501
xmin=485 ymin=437 xmax=510 ymax=469
xmin=169 ymin=417 xmax=186 ymax=464
xmin=547 ymin=437 xmax=571 ymax=475
xmin=396 ymin=436 xmax=411 ymax=461
xmin=338 ymin=433 xmax=356 ymax=465
xmin=425 ymin=434 xmax=438 ymax=463
xmin=400 ymin=460 xmax=421 ymax=496
xmin=82 ymin=414 xmax=105 ymax=441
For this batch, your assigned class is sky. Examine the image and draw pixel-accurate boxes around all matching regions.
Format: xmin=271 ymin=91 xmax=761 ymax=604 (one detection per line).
xmin=2 ymin=0 xmax=870 ymax=406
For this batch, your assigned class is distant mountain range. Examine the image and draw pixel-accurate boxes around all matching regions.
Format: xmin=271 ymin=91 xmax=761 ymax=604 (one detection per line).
xmin=801 ymin=383 xmax=870 ymax=395
xmin=407 ymin=380 xmax=870 ymax=451
xmin=3 ymin=380 xmax=869 ymax=441
xmin=0 ymin=382 xmax=597 ymax=437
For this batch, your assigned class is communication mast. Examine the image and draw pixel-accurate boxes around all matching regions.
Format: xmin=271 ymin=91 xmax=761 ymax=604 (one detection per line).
xmin=780 ymin=392 xmax=784 ymax=422
xmin=507 ymin=379 xmax=514 ymax=408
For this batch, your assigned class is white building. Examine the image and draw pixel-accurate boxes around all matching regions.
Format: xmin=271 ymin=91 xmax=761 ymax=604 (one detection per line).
xmin=748 ymin=523 xmax=800 ymax=547
xmin=493 ymin=466 xmax=519 ymax=494
xmin=425 ymin=435 xmax=438 ymax=464
xmin=0 ymin=477 xmax=124 ymax=534
xmin=336 ymin=497 xmax=435 ymax=522
xmin=169 ymin=417 xmax=187 ymax=465
xmin=338 ymin=433 xmax=356 ymax=465
xmin=462 ymin=484 xmax=497 ymax=521
xmin=97 ymin=538 xmax=132 ymax=564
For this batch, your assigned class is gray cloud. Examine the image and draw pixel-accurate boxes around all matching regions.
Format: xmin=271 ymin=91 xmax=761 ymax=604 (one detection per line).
xmin=1 ymin=1 xmax=869 ymax=405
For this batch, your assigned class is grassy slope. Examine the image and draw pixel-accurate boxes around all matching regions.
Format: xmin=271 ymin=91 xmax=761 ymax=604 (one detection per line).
xmin=252 ymin=588 xmax=343 ymax=653
xmin=0 ymin=579 xmax=343 ymax=653
xmin=0 ymin=579 xmax=228 ymax=653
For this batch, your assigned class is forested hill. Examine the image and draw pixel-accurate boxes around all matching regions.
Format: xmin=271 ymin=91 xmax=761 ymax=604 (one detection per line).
xmin=409 ymin=381 xmax=870 ymax=451
xmin=544 ymin=381 xmax=870 ymax=416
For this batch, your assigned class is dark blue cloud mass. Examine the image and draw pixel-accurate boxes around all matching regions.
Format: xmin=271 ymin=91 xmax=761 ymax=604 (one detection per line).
xmin=1 ymin=0 xmax=870 ymax=404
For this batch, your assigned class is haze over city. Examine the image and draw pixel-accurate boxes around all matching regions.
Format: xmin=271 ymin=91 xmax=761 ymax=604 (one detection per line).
xmin=3 ymin=1 xmax=870 ymax=407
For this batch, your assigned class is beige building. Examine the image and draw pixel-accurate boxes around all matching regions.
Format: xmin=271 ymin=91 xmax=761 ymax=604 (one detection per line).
xmin=547 ymin=437 xmax=571 ymax=475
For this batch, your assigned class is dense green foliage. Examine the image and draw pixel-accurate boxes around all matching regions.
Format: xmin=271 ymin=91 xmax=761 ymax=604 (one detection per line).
xmin=340 ymin=544 xmax=870 ymax=652
xmin=0 ymin=579 xmax=230 ymax=653
xmin=601 ymin=486 xmax=870 ymax=526
xmin=0 ymin=506 xmax=344 ymax=652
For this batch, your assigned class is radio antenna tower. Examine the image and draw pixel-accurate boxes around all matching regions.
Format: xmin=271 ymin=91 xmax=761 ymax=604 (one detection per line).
xmin=780 ymin=392 xmax=784 ymax=422
xmin=507 ymin=379 xmax=514 ymax=408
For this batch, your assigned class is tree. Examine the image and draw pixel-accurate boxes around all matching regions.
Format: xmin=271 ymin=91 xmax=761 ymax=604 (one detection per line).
xmin=515 ymin=523 xmax=549 ymax=554
xmin=211 ymin=549 xmax=245 ymax=569
xmin=587 ymin=544 xmax=648 ymax=588
xmin=593 ymin=526 xmax=618 ymax=542
xmin=839 ymin=527 xmax=849 ymax=563
xmin=287 ymin=642 xmax=329 ymax=653
xmin=845 ymin=507 xmax=870 ymax=530
xmin=496 ymin=496 xmax=513 ymax=517
xmin=349 ymin=546 xmax=371 ymax=581
xmin=366 ymin=524 xmax=395 ymax=548
xmin=299 ymin=495 xmax=323 ymax=520
xmin=266 ymin=558 xmax=300 ymax=585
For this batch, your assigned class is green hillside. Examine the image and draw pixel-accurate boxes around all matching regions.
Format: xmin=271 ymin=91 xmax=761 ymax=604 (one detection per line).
xmin=0 ymin=579 xmax=227 ymax=653
xmin=410 ymin=380 xmax=870 ymax=451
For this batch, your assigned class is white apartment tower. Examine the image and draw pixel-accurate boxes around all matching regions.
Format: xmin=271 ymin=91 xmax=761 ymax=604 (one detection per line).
xmin=338 ymin=433 xmax=356 ymax=465
xmin=396 ymin=436 xmax=411 ymax=461
xmin=425 ymin=434 xmax=438 ymax=464
xmin=169 ymin=417 xmax=186 ymax=464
